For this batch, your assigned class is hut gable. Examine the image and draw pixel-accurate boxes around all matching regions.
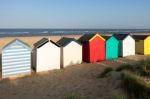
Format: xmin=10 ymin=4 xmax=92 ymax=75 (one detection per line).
xmin=1 ymin=39 xmax=31 ymax=78
xmin=79 ymin=33 xmax=105 ymax=62
xmin=103 ymin=36 xmax=119 ymax=45
xmin=114 ymin=34 xmax=135 ymax=57
xmin=2 ymin=39 xmax=31 ymax=51
xmin=104 ymin=35 xmax=119 ymax=42
xmin=133 ymin=35 xmax=150 ymax=55
xmin=103 ymin=36 xmax=119 ymax=59
xmin=57 ymin=37 xmax=82 ymax=68
xmin=78 ymin=33 xmax=105 ymax=42
xmin=33 ymin=38 xmax=61 ymax=72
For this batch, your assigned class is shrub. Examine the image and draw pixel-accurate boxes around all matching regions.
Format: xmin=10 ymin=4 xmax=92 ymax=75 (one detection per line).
xmin=98 ymin=67 xmax=113 ymax=78
xmin=116 ymin=64 xmax=132 ymax=72
xmin=121 ymin=70 xmax=150 ymax=99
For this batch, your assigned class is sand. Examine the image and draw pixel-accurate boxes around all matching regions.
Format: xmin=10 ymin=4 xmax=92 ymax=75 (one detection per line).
xmin=0 ymin=35 xmax=82 ymax=49
xmin=0 ymin=34 xmax=150 ymax=99
xmin=0 ymin=55 xmax=150 ymax=99
xmin=0 ymin=33 xmax=148 ymax=49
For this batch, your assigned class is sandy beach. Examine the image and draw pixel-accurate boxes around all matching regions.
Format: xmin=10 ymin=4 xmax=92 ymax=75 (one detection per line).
xmin=0 ymin=34 xmax=82 ymax=49
xmin=0 ymin=55 xmax=150 ymax=99
xmin=1 ymin=0 xmax=150 ymax=98
xmin=0 ymin=34 xmax=150 ymax=99
xmin=0 ymin=33 xmax=149 ymax=48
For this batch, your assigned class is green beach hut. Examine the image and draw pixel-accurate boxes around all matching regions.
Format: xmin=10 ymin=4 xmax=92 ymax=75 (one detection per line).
xmin=103 ymin=35 xmax=119 ymax=60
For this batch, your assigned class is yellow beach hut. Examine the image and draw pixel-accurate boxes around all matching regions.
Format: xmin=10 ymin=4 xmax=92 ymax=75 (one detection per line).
xmin=133 ymin=35 xmax=150 ymax=55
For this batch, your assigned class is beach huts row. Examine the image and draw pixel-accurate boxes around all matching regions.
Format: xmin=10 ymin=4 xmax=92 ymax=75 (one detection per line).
xmin=79 ymin=33 xmax=136 ymax=62
xmin=1 ymin=33 xmax=150 ymax=78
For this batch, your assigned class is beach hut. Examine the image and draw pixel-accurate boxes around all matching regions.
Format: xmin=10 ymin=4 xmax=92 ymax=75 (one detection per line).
xmin=103 ymin=35 xmax=119 ymax=60
xmin=33 ymin=38 xmax=61 ymax=72
xmin=78 ymin=33 xmax=105 ymax=62
xmin=57 ymin=37 xmax=82 ymax=68
xmin=1 ymin=39 xmax=31 ymax=78
xmin=113 ymin=34 xmax=135 ymax=57
xmin=133 ymin=35 xmax=150 ymax=55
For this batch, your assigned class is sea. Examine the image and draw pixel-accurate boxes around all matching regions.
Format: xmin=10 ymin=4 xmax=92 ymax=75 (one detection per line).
xmin=0 ymin=29 xmax=150 ymax=37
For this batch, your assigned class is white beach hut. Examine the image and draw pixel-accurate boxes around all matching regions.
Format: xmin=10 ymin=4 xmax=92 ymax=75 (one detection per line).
xmin=1 ymin=39 xmax=31 ymax=78
xmin=114 ymin=34 xmax=135 ymax=57
xmin=57 ymin=37 xmax=82 ymax=68
xmin=33 ymin=38 xmax=61 ymax=72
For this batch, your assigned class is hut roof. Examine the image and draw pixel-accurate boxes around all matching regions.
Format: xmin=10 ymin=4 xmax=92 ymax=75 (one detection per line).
xmin=57 ymin=37 xmax=81 ymax=47
xmin=50 ymin=40 xmax=61 ymax=47
xmin=34 ymin=38 xmax=60 ymax=48
xmin=0 ymin=35 xmax=81 ymax=49
xmin=34 ymin=38 xmax=49 ymax=48
xmin=113 ymin=34 xmax=130 ymax=40
xmin=102 ymin=35 xmax=111 ymax=40
xmin=132 ymin=35 xmax=149 ymax=40
xmin=78 ymin=34 xmax=96 ymax=42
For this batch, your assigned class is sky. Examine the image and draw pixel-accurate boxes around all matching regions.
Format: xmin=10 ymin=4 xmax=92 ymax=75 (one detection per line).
xmin=0 ymin=0 xmax=150 ymax=29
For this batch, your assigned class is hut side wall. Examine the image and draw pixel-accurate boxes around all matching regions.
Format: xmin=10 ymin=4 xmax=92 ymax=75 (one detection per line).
xmin=82 ymin=42 xmax=90 ymax=62
xmin=32 ymin=49 xmax=37 ymax=71
xmin=118 ymin=40 xmax=123 ymax=57
xmin=135 ymin=40 xmax=144 ymax=54
xmin=60 ymin=47 xmax=63 ymax=68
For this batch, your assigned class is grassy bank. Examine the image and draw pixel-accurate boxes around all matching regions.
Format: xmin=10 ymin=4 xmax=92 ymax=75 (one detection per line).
xmin=99 ymin=58 xmax=150 ymax=99
xmin=121 ymin=70 xmax=150 ymax=99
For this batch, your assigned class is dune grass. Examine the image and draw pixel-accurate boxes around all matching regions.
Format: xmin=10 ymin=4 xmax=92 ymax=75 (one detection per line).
xmin=116 ymin=59 xmax=150 ymax=76
xmin=121 ymin=70 xmax=150 ymax=99
xmin=116 ymin=64 xmax=133 ymax=72
xmin=98 ymin=67 xmax=113 ymax=78
xmin=99 ymin=58 xmax=150 ymax=99
xmin=136 ymin=59 xmax=150 ymax=76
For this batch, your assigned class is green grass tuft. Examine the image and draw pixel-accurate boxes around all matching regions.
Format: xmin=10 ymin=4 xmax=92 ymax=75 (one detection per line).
xmin=121 ymin=70 xmax=150 ymax=99
xmin=98 ymin=67 xmax=113 ymax=78
xmin=116 ymin=64 xmax=132 ymax=72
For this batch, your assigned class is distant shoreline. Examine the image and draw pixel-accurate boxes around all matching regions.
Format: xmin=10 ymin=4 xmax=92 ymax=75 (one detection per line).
xmin=0 ymin=32 xmax=150 ymax=38
xmin=0 ymin=28 xmax=150 ymax=38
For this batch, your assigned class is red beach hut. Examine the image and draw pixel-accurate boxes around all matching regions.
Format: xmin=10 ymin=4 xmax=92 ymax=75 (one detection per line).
xmin=78 ymin=33 xmax=105 ymax=62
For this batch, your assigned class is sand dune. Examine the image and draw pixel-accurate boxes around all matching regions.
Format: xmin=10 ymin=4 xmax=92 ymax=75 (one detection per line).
xmin=0 ymin=55 xmax=150 ymax=99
